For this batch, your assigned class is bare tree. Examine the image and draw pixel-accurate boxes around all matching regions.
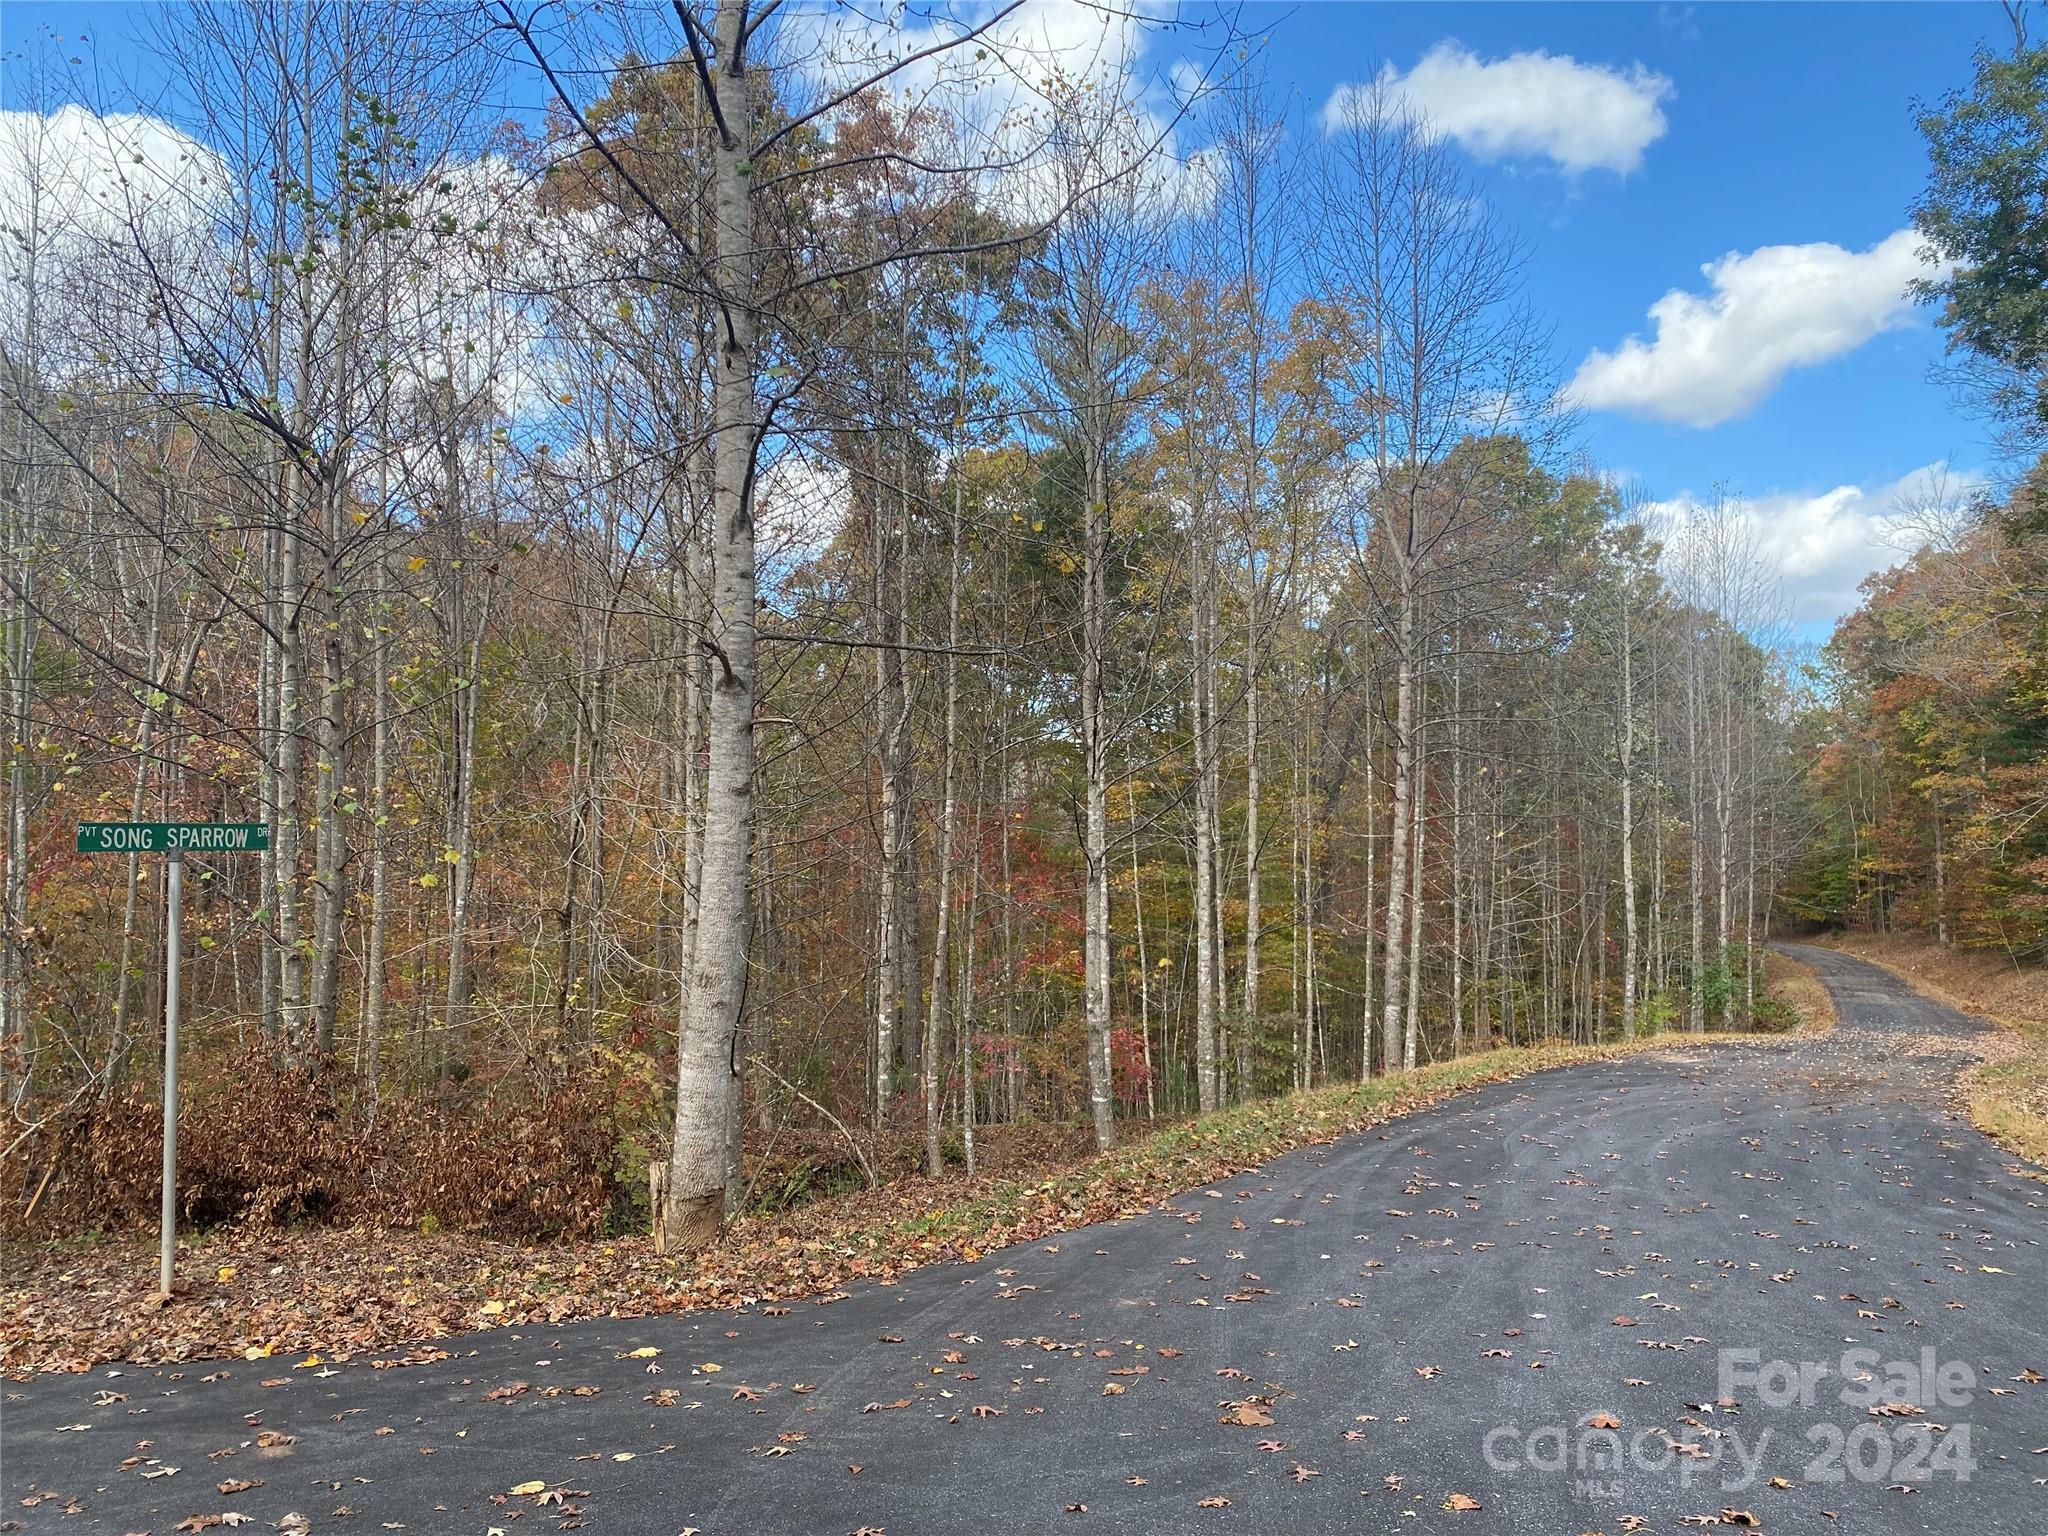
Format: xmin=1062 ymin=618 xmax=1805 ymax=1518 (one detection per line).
xmin=1317 ymin=82 xmax=1548 ymax=1073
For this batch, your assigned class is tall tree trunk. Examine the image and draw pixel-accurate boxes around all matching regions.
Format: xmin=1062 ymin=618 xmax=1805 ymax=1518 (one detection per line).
xmin=1241 ymin=585 xmax=1261 ymax=1037
xmin=1360 ymin=698 xmax=1376 ymax=1079
xmin=109 ymin=583 xmax=166 ymax=1083
xmin=364 ymin=536 xmax=391 ymax=1088
xmin=1618 ymin=593 xmax=1639 ymax=1039
xmin=310 ymin=474 xmax=347 ymax=1056
xmin=1129 ymin=774 xmax=1154 ymax=1114
xmin=1714 ymin=629 xmax=1733 ymax=1029
xmin=1932 ymin=786 xmax=1949 ymax=947
xmin=1192 ymin=501 xmax=1219 ymax=1112
xmin=1403 ymin=665 xmax=1427 ymax=1071
xmin=1686 ymin=624 xmax=1705 ymax=1034
xmin=1449 ymin=641 xmax=1464 ymax=1055
xmin=442 ymin=577 xmax=487 ymax=1085
xmin=1081 ymin=441 xmax=1115 ymax=1150
xmin=0 ymin=229 xmax=40 ymax=1092
xmin=871 ymin=479 xmax=910 ymax=1128
xmin=923 ymin=450 xmax=964 ymax=1178
xmin=665 ymin=0 xmax=758 ymax=1247
xmin=959 ymin=797 xmax=981 ymax=1176
xmin=1379 ymin=573 xmax=1416 ymax=1070
xmin=273 ymin=469 xmax=308 ymax=1059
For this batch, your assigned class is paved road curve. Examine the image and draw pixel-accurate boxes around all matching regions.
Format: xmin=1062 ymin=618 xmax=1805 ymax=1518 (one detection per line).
xmin=7 ymin=946 xmax=2046 ymax=1534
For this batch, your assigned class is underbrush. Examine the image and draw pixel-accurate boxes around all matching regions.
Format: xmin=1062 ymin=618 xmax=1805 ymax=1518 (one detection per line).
xmin=2 ymin=1052 xmax=1184 ymax=1247
xmin=2 ymin=1051 xmax=620 ymax=1242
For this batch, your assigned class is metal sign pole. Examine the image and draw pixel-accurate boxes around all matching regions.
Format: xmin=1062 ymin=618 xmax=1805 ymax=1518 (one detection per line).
xmin=73 ymin=822 xmax=265 ymax=1296
xmin=159 ymin=846 xmax=182 ymax=1296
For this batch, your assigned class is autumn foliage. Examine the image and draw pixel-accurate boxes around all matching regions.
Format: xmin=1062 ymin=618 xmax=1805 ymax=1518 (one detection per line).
xmin=1784 ymin=463 xmax=2048 ymax=958
xmin=4 ymin=1054 xmax=621 ymax=1241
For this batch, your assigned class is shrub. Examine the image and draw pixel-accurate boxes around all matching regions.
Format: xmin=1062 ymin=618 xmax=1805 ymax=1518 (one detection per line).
xmin=3 ymin=1049 xmax=622 ymax=1242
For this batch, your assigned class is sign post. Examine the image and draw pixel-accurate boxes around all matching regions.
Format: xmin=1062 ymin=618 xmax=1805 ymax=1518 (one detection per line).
xmin=160 ymin=848 xmax=182 ymax=1297
xmin=75 ymin=822 xmax=268 ymax=1295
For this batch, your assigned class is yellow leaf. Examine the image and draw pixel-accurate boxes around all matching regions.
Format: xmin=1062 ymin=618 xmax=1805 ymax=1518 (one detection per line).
xmin=699 ymin=1362 xmax=723 ymax=1373
xmin=509 ymin=1480 xmax=547 ymax=1496
xmin=480 ymin=1300 xmax=505 ymax=1315
xmin=408 ymin=556 xmax=428 ymax=572
xmin=622 ymin=1347 xmax=662 ymax=1359
xmin=217 ymin=1265 xmax=238 ymax=1283
xmin=295 ymin=1353 xmax=323 ymax=1368
xmin=243 ymin=1344 xmax=272 ymax=1360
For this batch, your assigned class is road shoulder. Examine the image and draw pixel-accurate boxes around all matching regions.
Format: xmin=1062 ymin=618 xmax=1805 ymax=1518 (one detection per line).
xmin=1810 ymin=934 xmax=2048 ymax=1171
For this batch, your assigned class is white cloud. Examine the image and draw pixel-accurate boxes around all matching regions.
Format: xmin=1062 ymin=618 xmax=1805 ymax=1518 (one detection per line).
xmin=756 ymin=450 xmax=849 ymax=593
xmin=780 ymin=0 xmax=1202 ymax=221
xmin=1568 ymin=229 xmax=1932 ymax=428
xmin=0 ymin=103 xmax=224 ymax=239
xmin=795 ymin=0 xmax=1161 ymax=119
xmin=1324 ymin=42 xmax=1672 ymax=175
xmin=1649 ymin=461 xmax=1986 ymax=629
xmin=0 ymin=104 xmax=226 ymax=354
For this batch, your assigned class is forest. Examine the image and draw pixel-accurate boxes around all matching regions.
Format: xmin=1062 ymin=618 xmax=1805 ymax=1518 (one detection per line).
xmin=1 ymin=1 xmax=2041 ymax=1259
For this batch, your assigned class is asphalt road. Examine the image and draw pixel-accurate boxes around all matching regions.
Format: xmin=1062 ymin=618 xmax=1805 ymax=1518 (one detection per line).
xmin=6 ymin=944 xmax=2046 ymax=1535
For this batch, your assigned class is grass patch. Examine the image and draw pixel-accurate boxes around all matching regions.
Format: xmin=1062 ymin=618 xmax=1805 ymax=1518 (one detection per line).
xmin=1762 ymin=948 xmax=1840 ymax=1035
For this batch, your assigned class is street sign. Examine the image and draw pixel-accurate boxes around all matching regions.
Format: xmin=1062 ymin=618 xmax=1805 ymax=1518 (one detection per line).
xmin=74 ymin=819 xmax=267 ymax=1296
xmin=76 ymin=821 xmax=270 ymax=854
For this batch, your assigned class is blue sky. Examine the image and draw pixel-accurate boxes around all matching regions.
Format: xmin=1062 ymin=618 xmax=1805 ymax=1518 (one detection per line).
xmin=0 ymin=1 xmax=2014 ymax=634
xmin=1247 ymin=2 xmax=2007 ymax=635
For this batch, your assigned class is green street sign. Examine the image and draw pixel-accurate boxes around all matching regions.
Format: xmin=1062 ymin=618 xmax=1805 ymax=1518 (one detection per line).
xmin=76 ymin=821 xmax=270 ymax=854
